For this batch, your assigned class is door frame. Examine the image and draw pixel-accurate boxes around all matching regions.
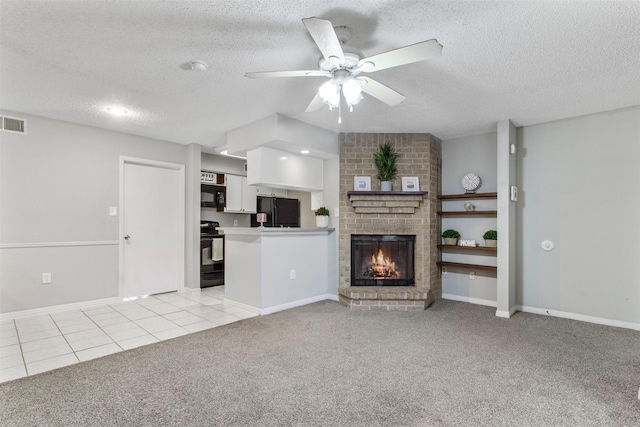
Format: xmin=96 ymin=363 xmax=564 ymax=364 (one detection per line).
xmin=119 ymin=156 xmax=186 ymax=298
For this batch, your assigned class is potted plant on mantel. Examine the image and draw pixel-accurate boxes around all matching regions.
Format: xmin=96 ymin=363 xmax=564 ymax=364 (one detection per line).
xmin=315 ymin=206 xmax=330 ymax=228
xmin=442 ymin=229 xmax=461 ymax=246
xmin=374 ymin=141 xmax=398 ymax=191
xmin=483 ymin=230 xmax=497 ymax=247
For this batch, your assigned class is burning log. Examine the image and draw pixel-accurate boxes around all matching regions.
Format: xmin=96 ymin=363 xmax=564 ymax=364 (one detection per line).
xmin=363 ymin=248 xmax=399 ymax=279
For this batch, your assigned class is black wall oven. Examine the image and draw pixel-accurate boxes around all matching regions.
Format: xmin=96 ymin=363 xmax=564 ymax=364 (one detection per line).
xmin=200 ymin=221 xmax=224 ymax=288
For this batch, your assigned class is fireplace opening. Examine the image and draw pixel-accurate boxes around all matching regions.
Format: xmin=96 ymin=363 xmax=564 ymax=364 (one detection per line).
xmin=351 ymin=234 xmax=415 ymax=286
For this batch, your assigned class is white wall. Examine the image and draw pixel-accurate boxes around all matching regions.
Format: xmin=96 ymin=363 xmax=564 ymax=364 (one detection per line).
xmin=287 ymin=190 xmax=315 ymax=228
xmin=441 ymin=132 xmax=498 ymax=305
xmin=222 ymin=230 xmax=334 ymax=312
xmin=517 ymin=106 xmax=640 ymax=325
xmin=0 ymin=112 xmax=189 ymax=313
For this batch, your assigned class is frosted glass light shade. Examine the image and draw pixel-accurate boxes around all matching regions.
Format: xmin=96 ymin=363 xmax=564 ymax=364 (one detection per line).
xmin=318 ymin=79 xmax=340 ymax=108
xmin=342 ymin=78 xmax=362 ymax=106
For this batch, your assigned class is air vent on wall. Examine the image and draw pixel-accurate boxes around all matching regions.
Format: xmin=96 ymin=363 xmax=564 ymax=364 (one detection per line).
xmin=0 ymin=115 xmax=27 ymax=134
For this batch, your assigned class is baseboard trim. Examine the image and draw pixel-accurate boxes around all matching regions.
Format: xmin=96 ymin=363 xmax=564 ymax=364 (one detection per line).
xmin=222 ymin=298 xmax=262 ymax=315
xmin=494 ymin=309 xmax=512 ymax=319
xmin=517 ymin=305 xmax=640 ymax=331
xmin=259 ymin=294 xmax=339 ymax=315
xmin=441 ymin=293 xmax=497 ymax=308
xmin=0 ymin=296 xmax=122 ymax=321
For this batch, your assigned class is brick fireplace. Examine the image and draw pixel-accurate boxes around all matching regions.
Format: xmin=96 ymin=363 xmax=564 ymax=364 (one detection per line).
xmin=338 ymin=133 xmax=442 ymax=310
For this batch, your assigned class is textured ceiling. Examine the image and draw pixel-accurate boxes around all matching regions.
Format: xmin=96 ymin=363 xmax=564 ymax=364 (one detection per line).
xmin=1 ymin=0 xmax=639 ymax=152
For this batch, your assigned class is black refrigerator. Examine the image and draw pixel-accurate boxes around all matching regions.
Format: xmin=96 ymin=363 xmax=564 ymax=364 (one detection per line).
xmin=251 ymin=196 xmax=300 ymax=227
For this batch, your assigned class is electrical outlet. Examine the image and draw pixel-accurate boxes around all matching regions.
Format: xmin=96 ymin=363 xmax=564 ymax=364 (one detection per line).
xmin=109 ymin=206 xmax=117 ymax=216
xmin=442 ymin=267 xmax=447 ymax=275
xmin=42 ymin=272 xmax=51 ymax=284
xmin=290 ymin=269 xmax=296 ymax=280
xmin=469 ymin=271 xmax=476 ymax=280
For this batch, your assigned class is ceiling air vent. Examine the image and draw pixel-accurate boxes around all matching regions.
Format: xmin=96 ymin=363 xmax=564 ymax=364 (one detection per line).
xmin=0 ymin=115 xmax=27 ymax=134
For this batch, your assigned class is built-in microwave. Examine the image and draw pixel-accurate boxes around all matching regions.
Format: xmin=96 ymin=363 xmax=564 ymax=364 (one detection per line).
xmin=201 ymin=184 xmax=226 ymax=208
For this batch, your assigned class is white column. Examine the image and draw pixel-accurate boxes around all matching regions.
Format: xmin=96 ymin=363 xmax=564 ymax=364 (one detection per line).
xmin=496 ymin=120 xmax=517 ymax=317
xmin=185 ymin=143 xmax=202 ymax=289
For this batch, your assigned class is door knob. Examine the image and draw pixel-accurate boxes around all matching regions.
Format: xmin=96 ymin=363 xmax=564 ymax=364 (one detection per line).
xmin=124 ymin=235 xmax=131 ymax=240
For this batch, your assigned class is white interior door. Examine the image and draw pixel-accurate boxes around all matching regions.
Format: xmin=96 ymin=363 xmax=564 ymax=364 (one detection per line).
xmin=122 ymin=160 xmax=183 ymax=298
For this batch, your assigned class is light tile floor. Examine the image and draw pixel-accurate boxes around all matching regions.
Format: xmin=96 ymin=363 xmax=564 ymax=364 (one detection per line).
xmin=0 ymin=286 xmax=257 ymax=383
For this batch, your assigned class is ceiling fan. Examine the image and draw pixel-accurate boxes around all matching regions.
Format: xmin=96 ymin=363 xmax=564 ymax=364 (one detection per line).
xmin=245 ymin=17 xmax=443 ymax=122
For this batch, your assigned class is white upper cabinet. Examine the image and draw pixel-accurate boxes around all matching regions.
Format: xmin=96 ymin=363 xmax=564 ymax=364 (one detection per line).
xmin=255 ymin=185 xmax=287 ymax=197
xmin=225 ymin=175 xmax=257 ymax=214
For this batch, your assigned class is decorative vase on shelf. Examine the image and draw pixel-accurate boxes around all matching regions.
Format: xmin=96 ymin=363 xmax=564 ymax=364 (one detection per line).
xmin=316 ymin=215 xmax=329 ymax=228
xmin=443 ymin=238 xmax=458 ymax=245
xmin=314 ymin=206 xmax=330 ymax=228
xmin=381 ymin=181 xmax=393 ymax=191
xmin=485 ymin=239 xmax=497 ymax=247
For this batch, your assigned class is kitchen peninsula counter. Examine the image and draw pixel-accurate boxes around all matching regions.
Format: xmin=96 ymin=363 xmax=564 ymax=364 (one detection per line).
xmin=218 ymin=227 xmax=336 ymax=314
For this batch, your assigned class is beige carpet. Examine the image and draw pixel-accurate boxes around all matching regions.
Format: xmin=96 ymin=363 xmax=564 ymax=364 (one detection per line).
xmin=1 ymin=299 xmax=639 ymax=426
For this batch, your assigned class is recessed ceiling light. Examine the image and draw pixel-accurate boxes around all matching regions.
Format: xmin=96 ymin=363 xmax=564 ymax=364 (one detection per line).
xmin=279 ymin=156 xmax=288 ymax=160
xmin=107 ymin=107 xmax=128 ymax=116
xmin=300 ymin=150 xmax=310 ymax=154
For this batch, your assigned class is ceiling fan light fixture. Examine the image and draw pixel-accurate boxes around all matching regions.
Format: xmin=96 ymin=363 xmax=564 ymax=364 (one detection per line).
xmin=318 ymin=79 xmax=340 ymax=108
xmin=342 ymin=77 xmax=363 ymax=107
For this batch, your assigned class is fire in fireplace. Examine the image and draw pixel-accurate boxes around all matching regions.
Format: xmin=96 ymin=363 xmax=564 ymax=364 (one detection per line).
xmin=351 ymin=234 xmax=415 ymax=286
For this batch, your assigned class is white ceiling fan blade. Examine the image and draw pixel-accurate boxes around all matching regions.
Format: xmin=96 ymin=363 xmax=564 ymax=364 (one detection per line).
xmin=305 ymin=93 xmax=325 ymax=112
xmin=358 ymin=77 xmax=405 ymax=106
xmin=245 ymin=70 xmax=331 ymax=78
xmin=302 ymin=17 xmax=345 ymax=64
xmin=357 ymin=39 xmax=443 ymax=73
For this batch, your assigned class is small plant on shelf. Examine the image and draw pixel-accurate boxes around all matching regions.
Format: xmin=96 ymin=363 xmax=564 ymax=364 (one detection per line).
xmin=483 ymin=230 xmax=497 ymax=240
xmin=483 ymin=230 xmax=497 ymax=247
xmin=442 ymin=229 xmax=461 ymax=238
xmin=442 ymin=229 xmax=460 ymax=245
xmin=315 ymin=207 xmax=330 ymax=228
xmin=314 ymin=207 xmax=330 ymax=216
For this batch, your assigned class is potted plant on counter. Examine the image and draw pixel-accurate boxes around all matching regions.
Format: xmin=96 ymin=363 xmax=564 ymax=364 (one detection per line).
xmin=483 ymin=230 xmax=497 ymax=247
xmin=442 ymin=229 xmax=461 ymax=245
xmin=315 ymin=206 xmax=330 ymax=228
xmin=374 ymin=141 xmax=398 ymax=191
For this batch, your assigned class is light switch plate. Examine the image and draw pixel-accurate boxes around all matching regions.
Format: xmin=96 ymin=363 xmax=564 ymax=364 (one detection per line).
xmin=109 ymin=207 xmax=117 ymax=216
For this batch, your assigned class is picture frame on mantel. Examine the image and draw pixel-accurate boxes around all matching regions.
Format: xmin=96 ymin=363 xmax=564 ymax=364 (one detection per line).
xmin=354 ymin=176 xmax=372 ymax=191
xmin=401 ymin=176 xmax=420 ymax=192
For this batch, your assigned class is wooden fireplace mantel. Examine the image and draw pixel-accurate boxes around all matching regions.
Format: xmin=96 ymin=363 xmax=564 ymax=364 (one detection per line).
xmin=347 ymin=191 xmax=428 ymax=214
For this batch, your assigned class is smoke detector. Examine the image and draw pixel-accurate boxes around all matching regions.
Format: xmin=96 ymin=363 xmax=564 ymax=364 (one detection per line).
xmin=189 ymin=61 xmax=208 ymax=72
